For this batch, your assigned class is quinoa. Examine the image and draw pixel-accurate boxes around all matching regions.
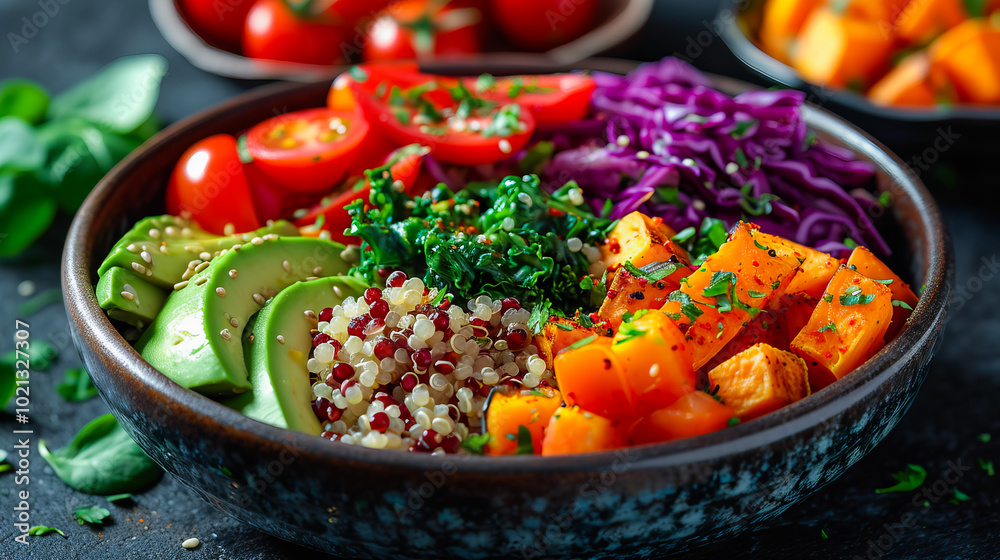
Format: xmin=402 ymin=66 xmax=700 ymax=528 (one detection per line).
xmin=306 ymin=271 xmax=552 ymax=454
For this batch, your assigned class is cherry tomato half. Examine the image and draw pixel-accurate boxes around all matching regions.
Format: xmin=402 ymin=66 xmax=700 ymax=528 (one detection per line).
xmin=327 ymin=62 xmax=425 ymax=113
xmin=363 ymin=0 xmax=482 ymax=61
xmin=296 ymin=144 xmax=430 ymax=242
xmin=179 ymin=0 xmax=254 ymax=49
xmin=320 ymin=0 xmax=390 ymax=23
xmin=246 ymin=107 xmax=370 ymax=193
xmin=489 ymin=0 xmax=598 ymax=51
xmin=243 ymin=0 xmax=351 ymax=65
xmin=465 ymin=73 xmax=596 ymax=124
xmin=351 ymin=79 xmax=536 ymax=165
xmin=166 ymin=134 xmax=261 ymax=235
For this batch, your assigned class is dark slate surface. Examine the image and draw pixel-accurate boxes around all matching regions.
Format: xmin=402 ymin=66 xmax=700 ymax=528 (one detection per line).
xmin=1 ymin=0 xmax=998 ymax=558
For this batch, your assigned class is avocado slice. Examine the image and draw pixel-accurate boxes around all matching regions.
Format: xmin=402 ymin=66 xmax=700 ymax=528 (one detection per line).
xmin=95 ymin=267 xmax=167 ymax=329
xmin=224 ymin=276 xmax=369 ymax=433
xmin=135 ymin=236 xmax=351 ymax=396
xmin=98 ymin=215 xmax=299 ymax=289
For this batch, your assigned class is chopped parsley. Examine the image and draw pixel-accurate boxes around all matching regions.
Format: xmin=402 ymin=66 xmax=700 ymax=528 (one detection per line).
xmin=840 ymin=285 xmax=875 ymax=306
xmin=728 ymin=417 xmax=741 ymax=426
xmin=892 ymin=299 xmax=913 ymax=310
xmin=565 ymin=334 xmax=597 ymax=351
xmin=978 ymin=458 xmax=994 ymax=476
xmin=75 ymin=505 xmax=110 ymax=525
xmin=949 ymin=488 xmax=971 ymax=505
xmin=667 ymin=291 xmax=704 ymax=323
xmin=622 ymin=259 xmax=685 ymax=283
xmin=615 ymin=322 xmax=648 ymax=345
xmin=621 ymin=309 xmax=649 ymax=324
xmin=978 ymin=433 xmax=991 ymax=443
xmin=818 ymin=322 xmax=837 ymax=333
xmin=553 ymin=322 xmax=574 ymax=331
xmin=514 ymin=426 xmax=534 ymax=455
xmin=28 ymin=526 xmax=66 ymax=537
xmin=875 ymin=464 xmax=926 ymax=493
xmin=461 ymin=433 xmax=492 ymax=455
xmin=481 ymin=104 xmax=522 ymax=138
xmin=823 ymin=294 xmax=834 ymax=303
xmin=747 ymin=290 xmax=767 ymax=298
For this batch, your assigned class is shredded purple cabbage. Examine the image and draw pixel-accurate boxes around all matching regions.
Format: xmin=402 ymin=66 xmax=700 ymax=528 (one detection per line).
xmin=540 ymin=57 xmax=890 ymax=257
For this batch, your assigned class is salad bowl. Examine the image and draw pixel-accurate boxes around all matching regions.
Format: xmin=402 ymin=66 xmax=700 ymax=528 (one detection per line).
xmin=62 ymin=58 xmax=954 ymax=559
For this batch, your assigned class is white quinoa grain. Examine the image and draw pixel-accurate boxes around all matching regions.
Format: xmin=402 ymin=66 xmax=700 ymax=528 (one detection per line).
xmin=182 ymin=537 xmax=200 ymax=549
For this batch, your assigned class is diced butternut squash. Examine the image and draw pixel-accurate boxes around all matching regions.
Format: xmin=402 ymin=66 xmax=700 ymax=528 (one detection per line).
xmin=707 ymin=343 xmax=811 ymax=420
xmin=930 ymin=19 xmax=1000 ymax=103
xmin=791 ymin=266 xmax=894 ymax=389
xmin=843 ymin=0 xmax=911 ymax=23
xmin=485 ymin=386 xmax=563 ymax=456
xmin=554 ymin=341 xmax=638 ymax=420
xmin=598 ymin=259 xmax=689 ymax=330
xmin=532 ymin=316 xmax=611 ymax=370
xmin=629 ymin=391 xmax=735 ymax=445
xmin=610 ymin=311 xmax=697 ymax=414
xmin=760 ymin=0 xmax=826 ymax=62
xmin=757 ymin=232 xmax=840 ymax=300
xmin=660 ymin=222 xmax=801 ymax=370
xmin=846 ymin=246 xmax=919 ymax=342
xmin=541 ymin=405 xmax=626 ymax=455
xmin=869 ymin=51 xmax=937 ymax=106
xmin=895 ymin=0 xmax=966 ymax=44
xmin=792 ymin=8 xmax=895 ymax=89
xmin=601 ymin=211 xmax=691 ymax=282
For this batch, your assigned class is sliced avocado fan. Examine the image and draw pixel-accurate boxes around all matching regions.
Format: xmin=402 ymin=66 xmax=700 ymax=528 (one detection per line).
xmin=135 ymin=236 xmax=352 ymax=396
xmin=225 ymin=276 xmax=370 ymax=434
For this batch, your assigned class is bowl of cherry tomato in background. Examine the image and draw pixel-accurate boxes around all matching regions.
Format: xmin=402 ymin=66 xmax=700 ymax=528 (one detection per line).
xmin=718 ymin=0 xmax=1000 ymax=157
xmin=149 ymin=0 xmax=655 ymax=81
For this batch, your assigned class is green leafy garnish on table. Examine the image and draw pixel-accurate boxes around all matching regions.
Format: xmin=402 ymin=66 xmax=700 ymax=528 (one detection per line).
xmin=875 ymin=464 xmax=926 ymax=493
xmin=347 ymin=173 xmax=613 ymax=314
xmin=28 ymin=525 xmax=66 ymax=537
xmin=0 ymin=449 xmax=10 ymax=473
xmin=38 ymin=413 xmax=163 ymax=495
xmin=56 ymin=368 xmax=99 ymax=402
xmin=978 ymin=458 xmax=994 ymax=476
xmin=949 ymin=488 xmax=971 ymax=505
xmin=0 ymin=55 xmax=166 ymax=257
xmin=105 ymin=492 xmax=133 ymax=503
xmin=74 ymin=505 xmax=110 ymax=525
xmin=1 ymin=340 xmax=58 ymax=371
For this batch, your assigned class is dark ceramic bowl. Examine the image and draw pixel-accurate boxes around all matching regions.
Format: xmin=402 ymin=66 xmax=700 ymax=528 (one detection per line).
xmin=717 ymin=0 xmax=1000 ymax=154
xmin=63 ymin=59 xmax=954 ymax=559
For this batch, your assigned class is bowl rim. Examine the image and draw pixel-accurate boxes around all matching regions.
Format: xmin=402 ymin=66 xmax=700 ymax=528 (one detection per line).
xmin=148 ymin=0 xmax=655 ymax=82
xmin=62 ymin=59 xmax=953 ymax=475
xmin=716 ymin=0 xmax=1000 ymax=123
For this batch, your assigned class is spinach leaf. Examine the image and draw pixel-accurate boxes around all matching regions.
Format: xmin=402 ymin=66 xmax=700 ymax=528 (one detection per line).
xmin=0 ymin=79 xmax=49 ymax=125
xmin=0 ymin=117 xmax=47 ymax=172
xmin=48 ymin=55 xmax=167 ymax=134
xmin=75 ymin=505 xmax=110 ymax=525
xmin=56 ymin=368 xmax=99 ymax=402
xmin=38 ymin=413 xmax=163 ymax=495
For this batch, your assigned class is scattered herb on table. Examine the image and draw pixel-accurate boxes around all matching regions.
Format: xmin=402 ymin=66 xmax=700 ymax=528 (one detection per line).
xmin=875 ymin=464 xmax=926 ymax=493
xmin=820 ymin=529 xmax=828 ymax=539
xmin=17 ymin=288 xmax=62 ymax=316
xmin=1 ymin=340 xmax=58 ymax=371
xmin=949 ymin=488 xmax=971 ymax=505
xmin=0 ymin=55 xmax=166 ymax=256
xmin=38 ymin=413 xmax=163 ymax=495
xmin=28 ymin=525 xmax=66 ymax=537
xmin=0 ymin=363 xmax=14 ymax=409
xmin=978 ymin=433 xmax=991 ymax=443
xmin=74 ymin=505 xmax=110 ymax=525
xmin=55 ymin=368 xmax=99 ymax=402
xmin=105 ymin=492 xmax=133 ymax=503
xmin=978 ymin=458 xmax=994 ymax=476
xmin=0 ymin=449 xmax=10 ymax=473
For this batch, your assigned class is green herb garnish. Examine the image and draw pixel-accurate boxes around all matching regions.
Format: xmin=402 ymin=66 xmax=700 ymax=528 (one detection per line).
xmin=978 ymin=458 xmax=994 ymax=476
xmin=615 ymin=322 xmax=648 ymax=345
xmin=514 ymin=426 xmax=534 ymax=455
xmin=28 ymin=526 xmax=66 ymax=537
xmin=892 ymin=299 xmax=913 ymax=310
xmin=875 ymin=464 xmax=926 ymax=493
xmin=461 ymin=433 xmax=492 ymax=455
xmin=565 ymin=335 xmax=597 ymax=351
xmin=56 ymin=368 xmax=99 ymax=402
xmin=818 ymin=322 xmax=837 ymax=333
xmin=75 ymin=505 xmax=110 ymax=525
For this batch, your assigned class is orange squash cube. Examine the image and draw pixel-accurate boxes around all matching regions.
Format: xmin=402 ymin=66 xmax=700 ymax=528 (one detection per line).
xmin=869 ymin=51 xmax=937 ymax=106
xmin=554 ymin=341 xmax=637 ymax=420
xmin=532 ymin=316 xmax=611 ymax=369
xmin=930 ymin=19 xmax=1000 ymax=104
xmin=707 ymin=343 xmax=811 ymax=420
xmin=629 ymin=391 xmax=735 ymax=445
xmin=598 ymin=260 xmax=689 ymax=330
xmin=601 ymin=211 xmax=690 ymax=282
xmin=757 ymin=232 xmax=840 ymax=300
xmin=760 ymin=0 xmax=826 ymax=62
xmin=485 ymin=386 xmax=563 ymax=456
xmin=541 ymin=406 xmax=627 ymax=456
xmin=895 ymin=0 xmax=966 ymax=44
xmin=846 ymin=245 xmax=919 ymax=342
xmin=791 ymin=266 xmax=893 ymax=389
xmin=792 ymin=8 xmax=895 ymax=89
xmin=610 ymin=311 xmax=697 ymax=414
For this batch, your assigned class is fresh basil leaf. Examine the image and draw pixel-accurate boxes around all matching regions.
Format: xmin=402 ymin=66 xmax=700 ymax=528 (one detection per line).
xmin=0 ymin=79 xmax=49 ymax=125
xmin=75 ymin=505 xmax=110 ymax=525
xmin=671 ymin=227 xmax=696 ymax=244
xmin=823 ymin=294 xmax=833 ymax=303
xmin=38 ymin=413 xmax=163 ymax=495
xmin=56 ymin=368 xmax=99 ymax=402
xmin=0 ymin=116 xmax=46 ymax=172
xmin=514 ymin=425 xmax=534 ymax=455
xmin=460 ymin=432 xmax=491 ymax=455
xmin=48 ymin=55 xmax=166 ymax=133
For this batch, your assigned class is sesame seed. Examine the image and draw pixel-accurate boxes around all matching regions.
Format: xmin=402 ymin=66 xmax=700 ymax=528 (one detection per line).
xmin=498 ymin=139 xmax=512 ymax=154
xmin=251 ymin=237 xmax=264 ymax=246
xmin=567 ymin=238 xmax=583 ymax=252
xmin=182 ymin=537 xmax=200 ymax=549
xmin=16 ymin=281 xmax=34 ymax=297
xmin=253 ymin=293 xmax=266 ymax=305
xmin=231 ymin=244 xmax=242 ymax=251
xmin=126 ymin=244 xmax=138 ymax=253
xmin=194 ymin=277 xmax=208 ymax=286
xmin=220 ymin=329 xmax=232 ymax=341
xmin=319 ymin=230 xmax=332 ymax=240
xmin=131 ymin=262 xmax=147 ymax=275
xmin=517 ymin=192 xmax=532 ymax=207
xmin=120 ymin=291 xmax=135 ymax=302
xmin=229 ymin=269 xmax=238 ymax=279
xmin=649 ymin=363 xmax=660 ymax=377
xmin=692 ymin=199 xmax=707 ymax=211
xmin=333 ymin=285 xmax=343 ymax=297
xmin=313 ymin=266 xmax=323 ymax=275
xmin=305 ymin=276 xmax=319 ymax=281
xmin=276 ymin=335 xmax=286 ymax=344
xmin=682 ymin=158 xmax=696 ymax=167
xmin=159 ymin=244 xmax=171 ymax=256
xmin=199 ymin=252 xmax=212 ymax=261
xmin=725 ymin=162 xmax=739 ymax=174
xmin=304 ymin=310 xmax=317 ymax=320
xmin=174 ymin=281 xmax=189 ymax=291
xmin=194 ymin=262 xmax=210 ymax=273
xmin=149 ymin=228 xmax=161 ymax=239
xmin=140 ymin=251 xmax=152 ymax=264
xmin=181 ymin=269 xmax=194 ymax=281
xmin=392 ymin=180 xmax=405 ymax=192
xmin=282 ymin=260 xmax=292 ymax=273
xmin=165 ymin=226 xmax=178 ymax=237
xmin=616 ymin=135 xmax=629 ymax=147
xmin=567 ymin=189 xmax=584 ymax=206
xmin=637 ymin=150 xmax=650 ymax=159
xmin=230 ymin=317 xmax=239 ymax=328
xmin=263 ymin=233 xmax=279 ymax=241
xmin=224 ymin=223 xmax=236 ymax=236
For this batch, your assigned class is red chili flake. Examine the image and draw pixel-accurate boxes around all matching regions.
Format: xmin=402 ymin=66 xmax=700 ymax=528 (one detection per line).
xmin=606 ymin=240 xmax=621 ymax=254
xmin=752 ymin=260 xmax=760 ymax=267
xmin=548 ymin=208 xmax=566 ymax=217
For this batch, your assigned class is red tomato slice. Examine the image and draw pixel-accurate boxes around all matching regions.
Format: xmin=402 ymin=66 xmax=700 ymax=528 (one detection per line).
xmin=465 ymin=73 xmax=596 ymax=124
xmin=327 ymin=63 xmax=445 ymax=113
xmin=246 ymin=108 xmax=370 ymax=193
xmin=351 ymin=80 xmax=536 ymax=165
xmin=296 ymin=144 xmax=429 ymax=243
xmin=166 ymin=134 xmax=261 ymax=235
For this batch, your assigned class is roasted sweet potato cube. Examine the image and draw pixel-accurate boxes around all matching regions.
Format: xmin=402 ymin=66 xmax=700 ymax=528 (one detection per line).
xmin=895 ymin=0 xmax=966 ymax=44
xmin=757 ymin=232 xmax=840 ymax=301
xmin=532 ymin=316 xmax=611 ymax=369
xmin=629 ymin=391 xmax=735 ymax=445
xmin=601 ymin=211 xmax=690 ymax=281
xmin=707 ymin=343 xmax=811 ymax=420
xmin=598 ymin=259 xmax=689 ymax=329
xmin=792 ymin=8 xmax=894 ymax=89
xmin=554 ymin=341 xmax=637 ymax=420
xmin=846 ymin=245 xmax=919 ymax=342
xmin=485 ymin=386 xmax=563 ymax=456
xmin=660 ymin=222 xmax=801 ymax=370
xmin=930 ymin=19 xmax=1000 ymax=104
xmin=869 ymin=51 xmax=937 ymax=107
xmin=610 ymin=311 xmax=697 ymax=414
xmin=760 ymin=0 xmax=826 ymax=62
xmin=541 ymin=406 xmax=627 ymax=456
xmin=791 ymin=266 xmax=893 ymax=389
